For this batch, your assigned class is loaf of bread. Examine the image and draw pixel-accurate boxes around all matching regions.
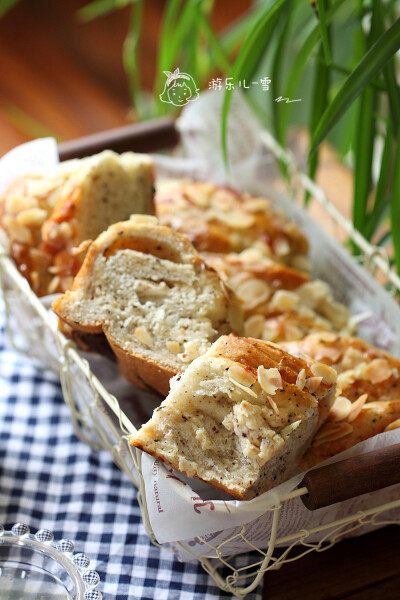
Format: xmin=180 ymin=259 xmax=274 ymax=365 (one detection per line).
xmin=202 ymin=251 xmax=354 ymax=342
xmin=282 ymin=332 xmax=400 ymax=468
xmin=52 ymin=216 xmax=243 ymax=396
xmin=0 ymin=150 xmax=155 ymax=295
xmin=155 ymin=179 xmax=310 ymax=268
xmin=130 ymin=334 xmax=337 ymax=500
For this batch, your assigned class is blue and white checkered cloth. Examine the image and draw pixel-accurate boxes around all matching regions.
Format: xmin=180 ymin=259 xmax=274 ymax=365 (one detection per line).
xmin=0 ymin=304 xmax=262 ymax=600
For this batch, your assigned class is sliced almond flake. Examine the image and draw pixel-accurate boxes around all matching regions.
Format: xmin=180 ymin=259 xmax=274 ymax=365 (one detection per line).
xmin=363 ymin=358 xmax=392 ymax=383
xmin=273 ymin=237 xmax=290 ymax=257
xmin=305 ymin=376 xmax=323 ymax=393
xmin=229 ymin=377 xmax=258 ymax=398
xmin=392 ymin=367 xmax=399 ymax=379
xmin=266 ymin=395 xmax=280 ymax=415
xmin=281 ymin=419 xmax=302 ymax=437
xmin=296 ymin=369 xmax=306 ymax=390
xmin=310 ymin=362 xmax=337 ymax=384
xmin=269 ymin=290 xmax=299 ymax=312
xmin=167 ymin=341 xmax=181 ymax=354
xmin=313 ymin=422 xmax=353 ymax=447
xmin=224 ymin=211 xmax=255 ymax=229
xmin=228 ymin=364 xmax=256 ymax=387
xmin=384 ymin=419 xmax=400 ymax=432
xmin=315 ymin=346 xmax=342 ymax=363
xmin=129 ymin=214 xmax=158 ymax=225
xmin=236 ymin=278 xmax=271 ymax=310
xmin=315 ymin=331 xmax=339 ymax=343
xmin=134 ymin=327 xmax=153 ymax=348
xmin=346 ymin=393 xmax=368 ymax=423
xmin=328 ymin=396 xmax=352 ymax=422
xmin=337 ymin=370 xmax=356 ymax=390
xmin=257 ymin=366 xmax=283 ymax=395
xmin=47 ymin=275 xmax=61 ymax=295
xmin=244 ymin=314 xmax=265 ymax=339
xmin=347 ymin=310 xmax=373 ymax=331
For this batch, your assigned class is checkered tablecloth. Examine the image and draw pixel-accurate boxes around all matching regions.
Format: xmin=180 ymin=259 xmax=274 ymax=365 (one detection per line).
xmin=0 ymin=304 xmax=262 ymax=600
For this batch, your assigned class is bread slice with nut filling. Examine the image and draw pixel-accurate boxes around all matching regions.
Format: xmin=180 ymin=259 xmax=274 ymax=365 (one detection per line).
xmin=130 ymin=334 xmax=337 ymax=500
xmin=52 ymin=217 xmax=243 ymax=396
xmin=0 ymin=150 xmax=155 ymax=296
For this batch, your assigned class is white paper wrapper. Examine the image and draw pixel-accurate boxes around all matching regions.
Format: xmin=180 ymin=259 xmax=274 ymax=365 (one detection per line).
xmin=1 ymin=94 xmax=399 ymax=564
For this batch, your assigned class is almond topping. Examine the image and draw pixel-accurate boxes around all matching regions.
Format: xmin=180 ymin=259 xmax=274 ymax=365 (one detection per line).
xmin=129 ymin=214 xmax=158 ymax=225
xmin=229 ymin=378 xmax=258 ymax=398
xmin=269 ymin=290 xmax=299 ymax=312
xmin=167 ymin=341 xmax=181 ymax=354
xmin=5 ymin=194 xmax=39 ymax=214
xmin=281 ymin=419 xmax=302 ymax=437
xmin=134 ymin=327 xmax=153 ymax=348
xmin=296 ymin=369 xmax=306 ymax=390
xmin=266 ymin=395 xmax=280 ymax=414
xmin=224 ymin=211 xmax=255 ymax=229
xmin=310 ymin=362 xmax=337 ymax=384
xmin=61 ymin=276 xmax=74 ymax=292
xmin=3 ymin=217 xmax=32 ymax=244
xmin=313 ymin=422 xmax=353 ymax=447
xmin=347 ymin=393 xmax=368 ymax=423
xmin=328 ymin=396 xmax=352 ymax=422
xmin=305 ymin=376 xmax=323 ymax=393
xmin=257 ymin=366 xmax=283 ymax=395
xmin=47 ymin=275 xmax=61 ymax=295
xmin=245 ymin=198 xmax=271 ymax=213
xmin=384 ymin=419 xmax=400 ymax=432
xmin=236 ymin=278 xmax=271 ymax=310
xmin=16 ymin=207 xmax=48 ymax=227
xmin=244 ymin=314 xmax=265 ymax=339
xmin=363 ymin=359 xmax=393 ymax=384
xmin=273 ymin=238 xmax=290 ymax=257
xmin=315 ymin=346 xmax=342 ymax=363
xmin=228 ymin=364 xmax=257 ymax=388
xmin=315 ymin=331 xmax=339 ymax=343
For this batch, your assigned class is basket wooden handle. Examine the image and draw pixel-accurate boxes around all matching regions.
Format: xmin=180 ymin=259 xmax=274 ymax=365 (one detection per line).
xmin=299 ymin=443 xmax=400 ymax=510
xmin=58 ymin=117 xmax=179 ymax=161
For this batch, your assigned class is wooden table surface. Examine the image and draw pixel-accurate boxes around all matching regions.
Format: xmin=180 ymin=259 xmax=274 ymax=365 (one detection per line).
xmin=0 ymin=3 xmax=399 ymax=599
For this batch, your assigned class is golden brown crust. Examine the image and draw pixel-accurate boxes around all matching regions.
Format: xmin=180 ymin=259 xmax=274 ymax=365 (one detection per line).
xmin=209 ymin=335 xmax=332 ymax=397
xmin=155 ymin=180 xmax=309 ymax=263
xmin=281 ymin=333 xmax=400 ymax=469
xmin=1 ymin=152 xmax=155 ymax=296
xmin=300 ymin=400 xmax=400 ymax=470
xmin=202 ymin=252 xmax=310 ymax=288
xmin=282 ymin=332 xmax=400 ymax=403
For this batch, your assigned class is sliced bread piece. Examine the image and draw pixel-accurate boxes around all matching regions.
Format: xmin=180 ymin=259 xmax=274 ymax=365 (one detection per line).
xmin=282 ymin=332 xmax=400 ymax=469
xmin=155 ymin=179 xmax=310 ymax=267
xmin=52 ymin=217 xmax=243 ymax=396
xmin=130 ymin=334 xmax=337 ymax=500
xmin=1 ymin=150 xmax=155 ymax=295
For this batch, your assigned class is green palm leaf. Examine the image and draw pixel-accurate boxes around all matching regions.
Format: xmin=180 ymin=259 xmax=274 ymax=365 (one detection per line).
xmin=221 ymin=0 xmax=287 ymax=165
xmin=310 ymin=17 xmax=400 ymax=154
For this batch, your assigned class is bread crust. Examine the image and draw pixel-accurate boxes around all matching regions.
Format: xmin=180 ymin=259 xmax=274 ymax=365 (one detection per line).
xmin=155 ymin=179 xmax=309 ymax=264
xmin=53 ymin=218 xmax=242 ymax=396
xmin=1 ymin=151 xmax=155 ymax=296
xmin=282 ymin=333 xmax=400 ymax=468
xmin=131 ymin=334 xmax=337 ymax=499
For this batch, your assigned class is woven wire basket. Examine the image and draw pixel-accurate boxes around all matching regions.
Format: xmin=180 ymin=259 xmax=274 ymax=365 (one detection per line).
xmin=1 ymin=124 xmax=400 ymax=598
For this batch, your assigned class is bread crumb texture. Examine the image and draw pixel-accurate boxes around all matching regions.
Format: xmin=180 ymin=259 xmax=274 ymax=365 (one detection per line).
xmin=131 ymin=335 xmax=336 ymax=500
